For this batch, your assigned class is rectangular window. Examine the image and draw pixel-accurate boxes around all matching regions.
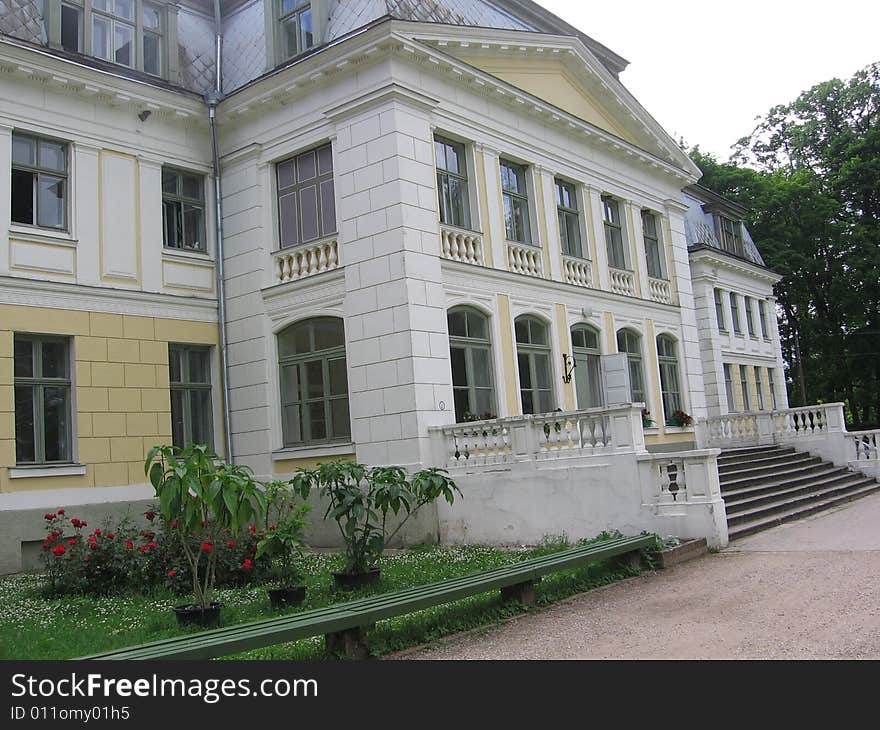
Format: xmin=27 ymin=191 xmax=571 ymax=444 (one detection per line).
xmin=759 ymin=300 xmax=770 ymax=339
xmin=754 ymin=366 xmax=765 ymax=410
xmin=602 ymin=196 xmax=627 ymax=269
xmin=162 ymin=168 xmax=206 ymax=252
xmin=500 ymin=160 xmax=531 ymax=243
xmin=642 ymin=210 xmax=664 ymax=278
xmin=730 ymin=292 xmax=742 ymax=334
xmin=714 ymin=288 xmax=726 ymax=331
xmin=14 ymin=335 xmax=72 ymax=464
xmin=92 ymin=0 xmax=135 ymax=67
xmin=143 ymin=3 xmax=163 ymax=76
xmin=434 ymin=137 xmax=470 ymax=229
xmin=11 ymin=131 xmax=68 ymax=230
xmin=277 ymin=143 xmax=336 ymax=249
xmin=745 ymin=296 xmax=757 ymax=337
xmin=739 ymin=364 xmax=751 ymax=411
xmin=61 ymin=3 xmax=83 ymax=52
xmin=718 ymin=215 xmax=744 ymax=256
xmin=169 ymin=345 xmax=213 ymax=449
xmin=769 ymin=368 xmax=778 ymax=410
xmin=279 ymin=0 xmax=314 ymax=60
xmin=555 ymin=179 xmax=583 ymax=258
xmin=723 ymin=363 xmax=735 ymax=412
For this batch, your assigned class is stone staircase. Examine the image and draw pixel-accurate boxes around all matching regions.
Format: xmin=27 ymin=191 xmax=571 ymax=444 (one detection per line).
xmin=719 ymin=445 xmax=880 ymax=540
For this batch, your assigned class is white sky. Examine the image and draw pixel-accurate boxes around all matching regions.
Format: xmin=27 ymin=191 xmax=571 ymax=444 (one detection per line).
xmin=536 ymin=0 xmax=880 ymax=160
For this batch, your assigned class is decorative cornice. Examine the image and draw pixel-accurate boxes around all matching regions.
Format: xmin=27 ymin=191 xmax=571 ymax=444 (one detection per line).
xmin=688 ymin=247 xmax=782 ymax=285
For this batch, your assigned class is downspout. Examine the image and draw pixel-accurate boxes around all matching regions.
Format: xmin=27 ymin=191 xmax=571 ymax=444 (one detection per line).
xmin=209 ymin=0 xmax=233 ymax=462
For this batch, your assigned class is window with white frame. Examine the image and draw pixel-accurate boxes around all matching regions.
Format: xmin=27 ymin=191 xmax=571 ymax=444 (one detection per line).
xmin=657 ymin=335 xmax=682 ymax=424
xmin=555 ymin=179 xmax=583 ymax=258
xmin=11 ymin=131 xmax=68 ymax=230
xmin=617 ymin=329 xmax=645 ymax=404
xmin=642 ymin=210 xmax=664 ymax=279
xmin=768 ymin=368 xmax=778 ymax=409
xmin=571 ymin=324 xmax=602 ymax=409
xmin=723 ymin=363 xmax=735 ymax=411
xmin=276 ymin=143 xmax=336 ymax=249
xmin=500 ymin=160 xmax=531 ymax=243
xmin=162 ymin=167 xmax=206 ymax=252
xmin=515 ymin=316 xmax=554 ymax=414
xmin=602 ymin=196 xmax=627 ymax=269
xmin=744 ymin=296 xmax=757 ymax=337
xmin=754 ymin=365 xmax=765 ymax=410
xmin=714 ymin=288 xmax=726 ymax=332
xmin=169 ymin=345 xmax=213 ymax=449
xmin=277 ymin=0 xmax=314 ymax=60
xmin=759 ymin=300 xmax=770 ymax=339
xmin=730 ymin=292 xmax=742 ymax=334
xmin=739 ymin=364 xmax=751 ymax=411
xmin=717 ymin=214 xmax=744 ymax=257
xmin=448 ymin=307 xmax=495 ymax=422
xmin=434 ymin=137 xmax=470 ymax=230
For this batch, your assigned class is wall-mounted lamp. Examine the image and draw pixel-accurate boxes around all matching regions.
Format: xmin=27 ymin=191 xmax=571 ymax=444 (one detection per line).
xmin=562 ymin=353 xmax=575 ymax=384
xmin=137 ymin=110 xmax=152 ymax=122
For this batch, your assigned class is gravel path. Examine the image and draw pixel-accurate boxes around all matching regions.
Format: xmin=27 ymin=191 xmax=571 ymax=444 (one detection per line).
xmin=392 ymin=493 xmax=880 ymax=660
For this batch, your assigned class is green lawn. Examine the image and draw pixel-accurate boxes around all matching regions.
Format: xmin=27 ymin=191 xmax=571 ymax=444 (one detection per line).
xmin=0 ymin=540 xmax=648 ymax=660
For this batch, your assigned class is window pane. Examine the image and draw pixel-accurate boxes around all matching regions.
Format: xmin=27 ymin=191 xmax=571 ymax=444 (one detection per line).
xmin=472 ymin=348 xmax=491 ymax=387
xmin=144 ymin=33 xmax=160 ymax=75
xmin=183 ymin=204 xmax=205 ymax=250
xmin=317 ymin=145 xmax=333 ymax=174
xmin=517 ymin=352 xmax=532 ymax=389
xmin=164 ymin=200 xmax=181 ymax=248
xmin=330 ymin=398 xmax=350 ymax=438
xmin=514 ymin=319 xmax=529 ymax=344
xmin=39 ymin=140 xmax=66 ymax=172
xmin=93 ymin=17 xmax=110 ymax=58
xmin=115 ymin=23 xmax=133 ymax=66
xmin=170 ymin=389 xmax=185 ymax=448
xmin=93 ymin=0 xmax=108 ymax=11
xmin=282 ymin=404 xmax=302 ymax=445
xmin=12 ymin=134 xmax=36 ymax=166
xmin=520 ymin=389 xmax=534 ymax=415
xmin=278 ymin=323 xmax=310 ymax=357
xmin=299 ymin=186 xmax=319 ymax=241
xmin=14 ymin=339 xmax=33 ymax=378
xmin=14 ymin=386 xmax=36 ymax=463
xmin=296 ymin=150 xmax=316 ymax=181
xmin=448 ymin=310 xmax=467 ymax=337
xmin=466 ymin=311 xmax=487 ymax=340
xmin=446 ymin=142 xmax=461 ymax=175
xmin=450 ymin=347 xmax=467 ymax=387
xmin=534 ymin=353 xmax=551 ymax=389
xmin=538 ymin=389 xmax=554 ymax=414
xmin=278 ymin=192 xmax=299 ymax=247
xmin=162 ymin=168 xmax=178 ymax=195
xmin=41 ymin=341 xmax=67 ymax=379
xmin=43 ymin=386 xmax=70 ymax=462
xmin=320 ymin=179 xmax=336 ymax=235
xmin=300 ymin=7 xmax=313 ymax=49
xmin=188 ymin=350 xmax=210 ymax=384
xmin=282 ymin=17 xmax=298 ymax=57
xmin=281 ymin=364 xmax=300 ymax=403
xmin=453 ymin=389 xmax=470 ymax=422
xmin=115 ymin=0 xmax=134 ymax=20
xmin=313 ymin=319 xmax=344 ymax=350
xmin=143 ymin=4 xmax=160 ymax=29
xmin=181 ymin=174 xmax=202 ymax=201
xmin=277 ymin=160 xmax=296 ymax=190
xmin=308 ymin=401 xmax=326 ymax=440
xmin=280 ymin=0 xmax=296 ymax=13
xmin=328 ymin=358 xmax=347 ymax=396
xmin=37 ymin=175 xmax=65 ymax=228
xmin=189 ymin=390 xmax=212 ymax=448
xmin=529 ymin=320 xmax=547 ymax=345
xmin=474 ymin=388 xmax=492 ymax=417
xmin=11 ymin=169 xmax=34 ymax=225
xmin=305 ymin=360 xmax=324 ymax=399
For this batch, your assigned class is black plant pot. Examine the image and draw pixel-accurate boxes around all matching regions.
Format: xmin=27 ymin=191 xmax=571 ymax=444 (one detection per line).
xmin=332 ymin=568 xmax=381 ymax=589
xmin=267 ymin=585 xmax=307 ymax=608
xmin=173 ymin=602 xmax=222 ymax=628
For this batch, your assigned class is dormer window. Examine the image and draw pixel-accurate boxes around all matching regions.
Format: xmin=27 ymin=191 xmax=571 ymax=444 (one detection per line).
xmin=279 ymin=0 xmax=314 ymax=59
xmin=716 ymin=215 xmax=744 ymax=257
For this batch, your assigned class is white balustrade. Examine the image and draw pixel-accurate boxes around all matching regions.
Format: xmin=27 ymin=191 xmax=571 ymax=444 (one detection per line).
xmin=274 ymin=238 xmax=339 ymax=284
xmin=562 ymin=256 xmax=593 ymax=288
xmin=844 ymin=430 xmax=880 ymax=463
xmin=647 ymin=277 xmax=672 ymax=304
xmin=609 ymin=267 xmax=636 ymax=297
xmin=440 ymin=225 xmax=484 ymax=266
xmin=507 ymin=242 xmax=543 ymax=278
xmin=772 ymin=404 xmax=837 ymax=438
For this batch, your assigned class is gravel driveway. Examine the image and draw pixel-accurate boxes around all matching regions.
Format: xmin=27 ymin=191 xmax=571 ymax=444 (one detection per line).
xmin=392 ymin=493 xmax=880 ymax=660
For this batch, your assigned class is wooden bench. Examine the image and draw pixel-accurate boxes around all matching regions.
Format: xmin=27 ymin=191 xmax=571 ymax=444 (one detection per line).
xmin=80 ymin=534 xmax=655 ymax=660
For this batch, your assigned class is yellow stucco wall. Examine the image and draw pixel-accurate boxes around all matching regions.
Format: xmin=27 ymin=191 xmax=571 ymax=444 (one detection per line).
xmin=496 ymin=294 xmax=520 ymax=415
xmin=273 ymin=453 xmax=357 ymax=476
xmin=0 ymin=304 xmax=219 ymax=493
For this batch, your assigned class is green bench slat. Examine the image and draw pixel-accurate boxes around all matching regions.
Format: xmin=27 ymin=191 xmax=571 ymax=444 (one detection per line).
xmin=81 ymin=534 xmax=653 ymax=660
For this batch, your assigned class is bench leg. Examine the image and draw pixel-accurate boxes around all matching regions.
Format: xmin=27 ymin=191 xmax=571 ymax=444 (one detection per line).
xmin=615 ymin=550 xmax=642 ymax=570
xmin=325 ymin=625 xmax=373 ymax=660
xmin=500 ymin=579 xmax=540 ymax=607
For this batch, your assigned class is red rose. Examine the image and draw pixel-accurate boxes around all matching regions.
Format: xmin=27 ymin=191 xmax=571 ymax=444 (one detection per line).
xmin=138 ymin=546 xmax=147 ymax=554
xmin=87 ymin=536 xmax=97 ymax=543
xmin=106 ymin=532 xmax=115 ymax=540
xmin=269 ymin=524 xmax=277 ymax=531
xmin=41 ymin=541 xmax=50 ymax=551
xmin=89 ymin=543 xmax=98 ymax=550
xmin=51 ymin=545 xmax=66 ymax=557
xmin=242 ymin=558 xmax=253 ymax=571
xmin=93 ymin=529 xmax=102 ymax=536
xmin=251 ymin=545 xmax=257 ymax=554
xmin=44 ymin=513 xmax=56 ymax=520
xmin=68 ymin=539 xmax=77 ymax=546
xmin=168 ymin=569 xmax=177 ymax=578
xmin=200 ymin=520 xmax=207 ymax=527
xmin=45 ymin=534 xmax=56 ymax=544
xmin=147 ymin=541 xmax=158 ymax=549
xmin=84 ymin=555 xmax=91 ymax=562
xmin=125 ymin=541 xmax=134 ymax=550
xmin=228 ymin=540 xmax=236 ymax=549
xmin=145 ymin=510 xmax=157 ymax=522
xmin=57 ymin=509 xmax=65 ymax=515
xmin=201 ymin=542 xmax=213 ymax=553
xmin=140 ymin=530 xmax=154 ymax=538
xmin=248 ymin=525 xmax=256 ymax=535
xmin=171 ymin=520 xmax=178 ymax=529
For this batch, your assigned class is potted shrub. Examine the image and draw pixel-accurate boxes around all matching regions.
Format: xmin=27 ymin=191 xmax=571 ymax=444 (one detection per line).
xmin=642 ymin=408 xmax=655 ymax=428
xmin=255 ymin=481 xmax=311 ymax=608
xmin=668 ymin=410 xmax=694 ymax=427
xmin=145 ymin=444 xmax=266 ymax=627
xmin=293 ymin=461 xmax=460 ymax=589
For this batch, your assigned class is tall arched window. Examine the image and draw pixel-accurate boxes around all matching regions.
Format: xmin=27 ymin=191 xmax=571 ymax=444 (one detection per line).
xmin=515 ymin=316 xmax=554 ymax=414
xmin=570 ymin=324 xmax=603 ymax=409
xmin=277 ymin=317 xmax=349 ymax=446
xmin=616 ymin=329 xmax=645 ymax=404
xmin=657 ymin=334 xmax=682 ymax=423
xmin=448 ymin=307 xmax=496 ymax=422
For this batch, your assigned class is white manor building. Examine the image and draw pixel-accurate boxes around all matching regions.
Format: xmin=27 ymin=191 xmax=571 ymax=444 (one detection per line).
xmin=1 ymin=0 xmax=877 ymax=573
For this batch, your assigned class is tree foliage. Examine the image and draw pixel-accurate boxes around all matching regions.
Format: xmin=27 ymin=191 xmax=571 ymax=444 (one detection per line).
xmin=691 ymin=62 xmax=880 ymax=425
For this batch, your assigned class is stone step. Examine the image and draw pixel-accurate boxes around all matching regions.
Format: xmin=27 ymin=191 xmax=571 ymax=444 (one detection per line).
xmin=719 ymin=454 xmax=822 ymax=481
xmin=724 ymin=474 xmax=875 ymax=515
xmin=727 ymin=482 xmax=880 ymax=540
xmin=720 ymin=461 xmax=842 ymax=490
xmin=722 ymin=470 xmax=866 ymax=504
xmin=717 ymin=450 xmax=807 ymax=473
xmin=717 ymin=446 xmax=794 ymax=466
xmin=717 ymin=445 xmax=784 ymax=460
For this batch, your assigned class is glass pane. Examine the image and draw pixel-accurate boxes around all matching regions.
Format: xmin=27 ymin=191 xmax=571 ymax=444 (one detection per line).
xmin=538 ymin=389 xmax=554 ymax=414
xmin=313 ymin=318 xmax=344 ymax=350
xmin=279 ymin=323 xmax=310 ymax=357
xmin=37 ymin=175 xmax=65 ymax=228
xmin=43 ymin=386 xmax=70 ymax=462
xmin=164 ymin=200 xmax=181 ymax=248
xmin=115 ymin=0 xmax=134 ymax=20
xmin=12 ymin=134 xmax=36 ymax=166
xmin=471 ymin=348 xmax=491 ymax=387
xmin=529 ymin=320 xmax=547 ymax=346
xmin=448 ymin=309 xmax=467 ymax=337
xmin=188 ymin=350 xmax=210 ymax=384
xmin=144 ymin=32 xmax=160 ymax=75
xmin=328 ymin=358 xmax=347 ymax=396
xmin=434 ymin=140 xmax=446 ymax=170
xmin=320 ymin=179 xmax=336 ymax=235
xmin=446 ymin=142 xmax=461 ymax=175
xmin=168 ymin=348 xmax=182 ymax=384
xmin=535 ymin=354 xmax=551 ymax=389
xmin=571 ymin=328 xmax=585 ymax=349
xmin=308 ymin=401 xmax=326 ymax=440
xmin=14 ymin=386 xmax=35 ymax=463
xmin=143 ymin=4 xmax=160 ymax=29
xmin=448 ymin=177 xmax=466 ymax=228
xmin=14 ymin=339 xmax=33 ymax=378
xmin=182 ymin=174 xmax=202 ymax=201
xmin=60 ymin=5 xmax=81 ymax=52
xmin=162 ymin=168 xmax=178 ymax=195
xmin=281 ymin=364 xmax=300 ymax=403
xmin=114 ymin=23 xmax=133 ymax=66
xmin=280 ymin=0 xmax=296 ymax=13
xmin=296 ymin=150 xmax=316 ymax=181
xmin=278 ymin=192 xmax=299 ymax=247
xmin=299 ymin=185 xmax=319 ymax=241
xmin=189 ymin=390 xmax=212 ymax=448
xmin=330 ymin=398 xmax=350 ymax=439
xmin=39 ymin=140 xmax=66 ymax=172
xmin=11 ymin=170 xmax=34 ymax=225
xmin=41 ymin=341 xmax=67 ymax=379
xmin=93 ymin=0 xmax=108 ymax=11
xmin=277 ymin=160 xmax=296 ymax=189
xmin=453 ymin=389 xmax=470 ymax=422
xmin=282 ymin=404 xmax=302 ymax=445
xmin=474 ymin=388 xmax=493 ymax=417
xmin=514 ymin=319 xmax=528 ymax=344
xmin=466 ymin=311 xmax=487 ymax=340
xmin=300 ymin=7 xmax=313 ymax=49
xmin=517 ymin=352 xmax=532 ymax=389
xmin=450 ymin=347 xmax=467 ymax=387
xmin=170 ymin=389 xmax=185 ymax=447
xmin=520 ymin=389 xmax=534 ymax=415
xmin=317 ymin=145 xmax=333 ymax=174
xmin=183 ymin=204 xmax=205 ymax=250
xmin=282 ymin=17 xmax=298 ymax=57
xmin=305 ymin=360 xmax=324 ymax=399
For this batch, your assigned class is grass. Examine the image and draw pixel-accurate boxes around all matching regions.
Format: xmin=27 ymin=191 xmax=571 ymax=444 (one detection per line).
xmin=0 ymin=538 xmax=650 ymax=660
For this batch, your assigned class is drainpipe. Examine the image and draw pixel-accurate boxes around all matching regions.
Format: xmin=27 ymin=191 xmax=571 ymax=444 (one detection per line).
xmin=209 ymin=1 xmax=233 ymax=462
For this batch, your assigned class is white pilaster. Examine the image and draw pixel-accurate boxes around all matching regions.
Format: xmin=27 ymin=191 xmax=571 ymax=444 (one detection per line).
xmin=537 ymin=167 xmax=563 ymax=282
xmin=586 ymin=186 xmax=610 ymax=292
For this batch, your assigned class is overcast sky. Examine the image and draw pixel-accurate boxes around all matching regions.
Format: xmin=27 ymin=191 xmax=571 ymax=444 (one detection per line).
xmin=536 ymin=0 xmax=880 ymax=161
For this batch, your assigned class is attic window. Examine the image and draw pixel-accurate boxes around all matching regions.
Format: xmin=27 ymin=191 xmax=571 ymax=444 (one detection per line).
xmin=279 ymin=0 xmax=314 ymax=59
xmin=716 ymin=214 xmax=744 ymax=257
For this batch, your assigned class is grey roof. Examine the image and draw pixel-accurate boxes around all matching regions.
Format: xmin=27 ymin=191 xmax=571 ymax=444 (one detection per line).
xmin=683 ymin=188 xmax=766 ymax=267
xmin=0 ymin=0 xmax=44 ymax=44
